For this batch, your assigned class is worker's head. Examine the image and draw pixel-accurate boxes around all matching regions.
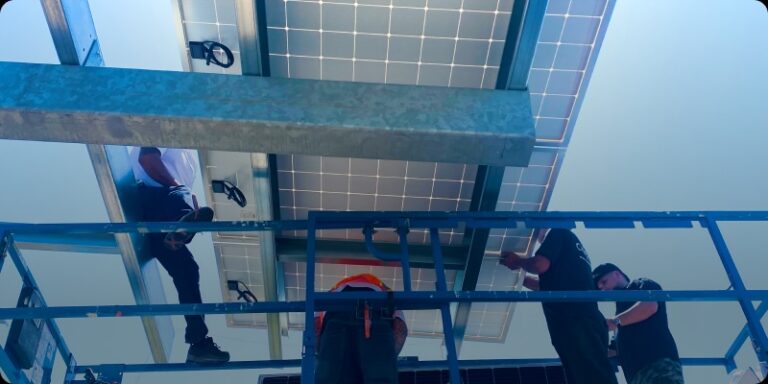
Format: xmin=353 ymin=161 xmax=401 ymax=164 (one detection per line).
xmin=592 ymin=263 xmax=630 ymax=290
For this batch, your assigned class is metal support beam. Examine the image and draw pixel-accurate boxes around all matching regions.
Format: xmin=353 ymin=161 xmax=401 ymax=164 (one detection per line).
xmin=705 ymin=219 xmax=768 ymax=370
xmin=301 ymin=215 xmax=319 ymax=383
xmin=235 ymin=0 xmax=271 ymax=76
xmin=39 ymin=0 xmax=103 ymax=66
xmin=5 ymin=241 xmax=73 ymax=363
xmin=3 ymin=290 xmax=768 ymax=320
xmin=251 ymin=153 xmax=284 ymax=359
xmin=71 ymin=356 xmax=731 ymax=375
xmin=496 ymin=0 xmax=549 ymax=90
xmin=453 ymin=165 xmax=505 ymax=353
xmin=276 ymin=238 xmax=468 ymax=270
xmin=234 ymin=0 xmax=281 ymax=356
xmin=13 ymin=233 xmax=119 ymax=254
xmin=39 ymin=0 xmax=175 ymax=363
xmin=725 ymin=301 xmax=768 ymax=367
xmin=0 ymin=62 xmax=535 ymax=167
xmin=87 ymin=146 xmax=175 ymax=363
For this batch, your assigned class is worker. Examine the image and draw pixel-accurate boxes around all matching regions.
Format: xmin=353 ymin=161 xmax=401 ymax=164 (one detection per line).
xmin=314 ymin=273 xmax=408 ymax=383
xmin=500 ymin=228 xmax=618 ymax=384
xmin=129 ymin=146 xmax=229 ymax=364
xmin=593 ymin=263 xmax=683 ymax=384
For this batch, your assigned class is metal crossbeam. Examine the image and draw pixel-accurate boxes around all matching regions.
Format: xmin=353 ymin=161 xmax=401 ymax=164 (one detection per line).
xmin=0 ymin=62 xmax=535 ymax=166
xmin=3 ymin=211 xmax=768 ymax=381
xmin=275 ymin=237 xmax=468 ymax=269
xmin=72 ymin=357 xmax=730 ymax=375
xmin=4 ymin=290 xmax=767 ymax=320
xmin=12 ymin=233 xmax=119 ymax=255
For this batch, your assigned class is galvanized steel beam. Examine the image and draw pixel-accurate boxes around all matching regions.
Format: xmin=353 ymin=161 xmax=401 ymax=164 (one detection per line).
xmin=38 ymin=0 xmax=174 ymax=363
xmin=250 ymin=153 xmax=284 ymax=359
xmin=0 ymin=62 xmax=535 ymax=167
xmin=235 ymin=0 xmax=271 ymax=76
xmin=87 ymin=146 xmax=175 ymax=363
xmin=275 ymin=237 xmax=469 ymax=270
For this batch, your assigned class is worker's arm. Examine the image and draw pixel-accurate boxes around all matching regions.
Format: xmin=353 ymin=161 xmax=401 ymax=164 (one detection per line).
xmin=522 ymin=274 xmax=540 ymax=291
xmin=499 ymin=251 xmax=551 ymax=275
xmin=138 ymin=147 xmax=180 ymax=187
xmin=313 ymin=314 xmax=323 ymax=352
xmin=393 ymin=317 xmax=408 ymax=355
xmin=607 ymin=301 xmax=659 ymax=331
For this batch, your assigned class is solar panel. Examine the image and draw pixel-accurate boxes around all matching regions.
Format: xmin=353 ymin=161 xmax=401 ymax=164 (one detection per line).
xmin=264 ymin=0 xmax=512 ymax=88
xmin=259 ymin=364 xmax=568 ymax=384
xmin=174 ymin=0 xmax=616 ymax=341
xmin=530 ymin=0 xmax=608 ymax=143
xmin=178 ymin=0 xmax=243 ymax=74
xmin=276 ymin=154 xmax=475 ymax=245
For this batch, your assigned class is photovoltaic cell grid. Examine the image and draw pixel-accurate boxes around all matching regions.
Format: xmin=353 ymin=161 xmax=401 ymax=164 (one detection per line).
xmin=276 ymin=154 xmax=477 ymax=246
xmin=179 ymin=0 xmax=244 ymax=75
xmin=283 ymin=261 xmax=459 ymax=337
xmin=530 ymin=0 xmax=608 ymax=143
xmin=216 ymin=240 xmax=271 ymax=327
xmin=264 ymin=0 xmax=515 ymax=88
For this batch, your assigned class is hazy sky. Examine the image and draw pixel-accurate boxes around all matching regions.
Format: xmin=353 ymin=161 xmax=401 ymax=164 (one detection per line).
xmin=1 ymin=1 xmax=767 ymax=384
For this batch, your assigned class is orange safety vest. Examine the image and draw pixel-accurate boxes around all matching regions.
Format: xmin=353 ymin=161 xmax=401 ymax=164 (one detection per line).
xmin=314 ymin=274 xmax=405 ymax=339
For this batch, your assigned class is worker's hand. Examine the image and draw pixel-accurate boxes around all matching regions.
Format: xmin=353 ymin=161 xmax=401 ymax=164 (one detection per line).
xmin=607 ymin=348 xmax=618 ymax=358
xmin=499 ymin=251 xmax=524 ymax=270
xmin=606 ymin=318 xmax=618 ymax=332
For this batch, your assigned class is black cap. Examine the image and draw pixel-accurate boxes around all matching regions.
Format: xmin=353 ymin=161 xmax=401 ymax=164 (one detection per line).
xmin=592 ymin=263 xmax=627 ymax=288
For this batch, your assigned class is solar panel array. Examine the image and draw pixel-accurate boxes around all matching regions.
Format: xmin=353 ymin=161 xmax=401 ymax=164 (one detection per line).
xmin=176 ymin=0 xmax=615 ymax=340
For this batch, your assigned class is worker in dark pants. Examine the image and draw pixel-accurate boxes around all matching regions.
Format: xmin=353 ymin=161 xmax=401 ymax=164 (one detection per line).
xmin=314 ymin=274 xmax=408 ymax=384
xmin=500 ymin=228 xmax=618 ymax=384
xmin=593 ymin=263 xmax=683 ymax=384
xmin=130 ymin=146 xmax=229 ymax=364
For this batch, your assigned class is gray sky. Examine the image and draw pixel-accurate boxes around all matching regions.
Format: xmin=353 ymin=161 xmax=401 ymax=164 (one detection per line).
xmin=1 ymin=1 xmax=767 ymax=383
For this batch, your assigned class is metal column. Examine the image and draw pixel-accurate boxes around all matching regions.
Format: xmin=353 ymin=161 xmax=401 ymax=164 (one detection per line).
xmin=705 ymin=218 xmax=768 ymax=372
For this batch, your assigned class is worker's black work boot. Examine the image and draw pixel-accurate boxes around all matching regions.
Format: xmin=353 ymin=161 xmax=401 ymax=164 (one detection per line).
xmin=186 ymin=337 xmax=230 ymax=364
xmin=164 ymin=207 xmax=215 ymax=250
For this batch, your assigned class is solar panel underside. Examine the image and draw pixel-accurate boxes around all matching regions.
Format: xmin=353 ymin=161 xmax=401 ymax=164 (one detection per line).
xmin=176 ymin=0 xmax=614 ymax=339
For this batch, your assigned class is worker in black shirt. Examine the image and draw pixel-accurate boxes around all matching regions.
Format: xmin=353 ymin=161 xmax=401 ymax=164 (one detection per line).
xmin=501 ymin=228 xmax=618 ymax=384
xmin=593 ymin=263 xmax=683 ymax=384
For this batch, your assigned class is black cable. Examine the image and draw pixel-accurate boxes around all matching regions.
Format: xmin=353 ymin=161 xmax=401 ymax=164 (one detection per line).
xmin=212 ymin=180 xmax=247 ymax=207
xmin=227 ymin=280 xmax=258 ymax=303
xmin=188 ymin=41 xmax=235 ymax=69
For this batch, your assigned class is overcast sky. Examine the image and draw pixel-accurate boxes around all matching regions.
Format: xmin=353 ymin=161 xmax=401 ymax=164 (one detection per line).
xmin=1 ymin=1 xmax=767 ymax=384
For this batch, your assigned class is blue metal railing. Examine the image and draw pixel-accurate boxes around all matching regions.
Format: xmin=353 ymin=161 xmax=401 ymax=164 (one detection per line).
xmin=0 ymin=211 xmax=766 ymax=384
